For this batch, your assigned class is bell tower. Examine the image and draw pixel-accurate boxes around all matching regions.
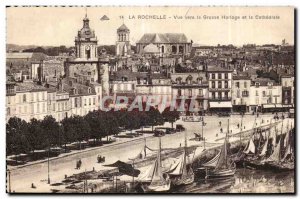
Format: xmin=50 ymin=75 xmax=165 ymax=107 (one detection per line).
xmin=116 ymin=24 xmax=131 ymax=56
xmin=75 ymin=13 xmax=98 ymax=60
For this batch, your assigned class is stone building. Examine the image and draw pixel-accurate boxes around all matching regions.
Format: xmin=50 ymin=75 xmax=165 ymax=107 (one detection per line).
xmin=115 ymin=24 xmax=131 ymax=57
xmin=64 ymin=14 xmax=109 ymax=95
xmin=207 ymin=66 xmax=233 ymax=112
xmin=232 ymin=75 xmax=251 ymax=112
xmin=136 ymin=33 xmax=192 ymax=56
xmin=170 ymin=72 xmax=209 ymax=113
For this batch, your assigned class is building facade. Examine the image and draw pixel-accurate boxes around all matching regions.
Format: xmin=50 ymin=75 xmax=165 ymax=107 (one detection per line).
xmin=207 ymin=66 xmax=233 ymax=112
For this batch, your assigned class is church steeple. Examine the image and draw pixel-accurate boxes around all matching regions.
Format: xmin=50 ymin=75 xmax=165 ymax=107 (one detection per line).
xmin=75 ymin=11 xmax=98 ymax=59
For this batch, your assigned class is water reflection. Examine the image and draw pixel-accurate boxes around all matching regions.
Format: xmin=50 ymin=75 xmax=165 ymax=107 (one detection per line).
xmin=173 ymin=169 xmax=294 ymax=193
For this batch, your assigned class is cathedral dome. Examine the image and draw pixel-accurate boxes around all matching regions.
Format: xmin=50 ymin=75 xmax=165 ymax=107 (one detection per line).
xmin=143 ymin=43 xmax=160 ymax=54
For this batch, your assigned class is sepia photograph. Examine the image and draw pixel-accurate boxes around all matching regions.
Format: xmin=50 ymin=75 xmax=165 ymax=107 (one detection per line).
xmin=5 ymin=6 xmax=295 ymax=194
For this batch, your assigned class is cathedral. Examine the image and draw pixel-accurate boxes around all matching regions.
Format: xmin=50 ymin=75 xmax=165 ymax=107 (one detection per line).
xmin=115 ymin=24 xmax=131 ymax=57
xmin=64 ymin=14 xmax=109 ymax=95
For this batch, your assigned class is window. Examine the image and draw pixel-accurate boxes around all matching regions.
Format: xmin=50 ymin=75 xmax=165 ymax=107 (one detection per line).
xmin=88 ymin=88 xmax=91 ymax=94
xmin=199 ymin=89 xmax=203 ymax=96
xmin=7 ymin=96 xmax=10 ymax=104
xmin=218 ymin=73 xmax=222 ymax=79
xmin=225 ymin=73 xmax=228 ymax=79
xmin=23 ymin=94 xmax=26 ymax=102
xmin=43 ymin=103 xmax=45 ymax=113
xmin=188 ymin=89 xmax=192 ymax=97
xmin=212 ymin=81 xmax=215 ymax=88
xmin=225 ymin=92 xmax=229 ymax=99
xmin=212 ymin=74 xmax=215 ymax=79
xmin=233 ymin=100 xmax=236 ymax=105
xmin=242 ymin=91 xmax=248 ymax=97
xmin=212 ymin=92 xmax=215 ymax=99
xmin=256 ymin=91 xmax=259 ymax=96
xmin=235 ymin=82 xmax=240 ymax=88
xmin=178 ymin=89 xmax=182 ymax=96
xmin=37 ymin=104 xmax=40 ymax=113
xmin=7 ymin=108 xmax=10 ymax=115
xmin=244 ymin=82 xmax=247 ymax=88
xmin=93 ymin=98 xmax=95 ymax=105
xmin=89 ymin=98 xmax=91 ymax=105
xmin=218 ymin=81 xmax=222 ymax=88
xmin=225 ymin=81 xmax=228 ymax=88
xmin=262 ymin=91 xmax=266 ymax=97
xmin=42 ymin=93 xmax=45 ymax=100
xmin=218 ymin=92 xmax=222 ymax=99
xmin=53 ymin=103 xmax=55 ymax=111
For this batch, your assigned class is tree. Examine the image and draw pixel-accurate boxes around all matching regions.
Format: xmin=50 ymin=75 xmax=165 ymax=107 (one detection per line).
xmin=6 ymin=117 xmax=31 ymax=159
xmin=27 ymin=118 xmax=47 ymax=151
xmin=162 ymin=107 xmax=180 ymax=128
xmin=40 ymin=115 xmax=60 ymax=147
xmin=124 ymin=110 xmax=141 ymax=133
xmin=146 ymin=106 xmax=164 ymax=131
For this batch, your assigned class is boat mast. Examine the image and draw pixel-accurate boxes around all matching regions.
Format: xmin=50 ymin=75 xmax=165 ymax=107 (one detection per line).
xmin=278 ymin=118 xmax=284 ymax=162
xmin=225 ymin=119 xmax=229 ymax=167
xmin=240 ymin=114 xmax=243 ymax=147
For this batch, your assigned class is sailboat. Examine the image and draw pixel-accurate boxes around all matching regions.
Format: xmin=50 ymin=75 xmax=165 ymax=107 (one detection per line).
xmin=264 ymin=122 xmax=294 ymax=171
xmin=203 ymin=119 xmax=236 ymax=178
xmin=137 ymin=137 xmax=171 ymax=192
xmin=168 ymin=131 xmax=194 ymax=186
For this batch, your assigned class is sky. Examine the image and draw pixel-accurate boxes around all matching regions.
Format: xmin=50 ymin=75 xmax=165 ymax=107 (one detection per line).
xmin=6 ymin=6 xmax=294 ymax=47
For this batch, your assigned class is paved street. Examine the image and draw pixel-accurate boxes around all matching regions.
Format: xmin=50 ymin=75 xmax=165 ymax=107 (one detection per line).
xmin=8 ymin=114 xmax=293 ymax=193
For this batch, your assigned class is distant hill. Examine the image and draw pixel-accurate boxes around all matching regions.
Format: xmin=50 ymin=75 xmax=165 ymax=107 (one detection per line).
xmin=6 ymin=44 xmax=61 ymax=52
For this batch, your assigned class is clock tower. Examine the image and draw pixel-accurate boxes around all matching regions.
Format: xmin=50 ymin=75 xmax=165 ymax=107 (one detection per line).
xmin=64 ymin=13 xmax=110 ymax=96
xmin=75 ymin=14 xmax=98 ymax=60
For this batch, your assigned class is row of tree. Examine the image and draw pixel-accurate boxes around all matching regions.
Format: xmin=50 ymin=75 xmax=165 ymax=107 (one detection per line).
xmin=6 ymin=107 xmax=180 ymax=156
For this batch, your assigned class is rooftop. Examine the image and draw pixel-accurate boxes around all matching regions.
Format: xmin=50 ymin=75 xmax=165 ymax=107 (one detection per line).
xmin=137 ymin=33 xmax=189 ymax=44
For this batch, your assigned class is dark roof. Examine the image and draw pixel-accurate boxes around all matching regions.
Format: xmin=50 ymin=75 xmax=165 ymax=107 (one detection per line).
xmin=137 ymin=33 xmax=189 ymax=44
xmin=252 ymin=78 xmax=276 ymax=86
xmin=233 ymin=75 xmax=251 ymax=80
xmin=207 ymin=66 xmax=233 ymax=72
xmin=61 ymin=78 xmax=96 ymax=96
xmin=16 ymin=82 xmax=48 ymax=92
xmin=117 ymin=24 xmax=129 ymax=31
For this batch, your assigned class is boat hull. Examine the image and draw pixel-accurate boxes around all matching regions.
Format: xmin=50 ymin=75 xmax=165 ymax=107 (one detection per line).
xmin=206 ymin=168 xmax=236 ymax=179
xmin=264 ymin=161 xmax=294 ymax=172
xmin=141 ymin=181 xmax=171 ymax=193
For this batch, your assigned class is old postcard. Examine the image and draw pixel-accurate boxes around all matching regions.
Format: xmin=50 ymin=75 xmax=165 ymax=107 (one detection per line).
xmin=6 ymin=6 xmax=295 ymax=194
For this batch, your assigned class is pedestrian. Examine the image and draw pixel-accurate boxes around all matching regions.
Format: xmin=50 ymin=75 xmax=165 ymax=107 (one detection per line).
xmin=220 ymin=128 xmax=223 ymax=133
xmin=31 ymin=183 xmax=36 ymax=189
xmin=237 ymin=123 xmax=240 ymax=129
xmin=216 ymin=133 xmax=218 ymax=137
xmin=180 ymin=143 xmax=182 ymax=147
xmin=219 ymin=121 xmax=222 ymax=127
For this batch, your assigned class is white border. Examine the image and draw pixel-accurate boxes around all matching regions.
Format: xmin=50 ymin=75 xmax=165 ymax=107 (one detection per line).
xmin=0 ymin=0 xmax=299 ymax=199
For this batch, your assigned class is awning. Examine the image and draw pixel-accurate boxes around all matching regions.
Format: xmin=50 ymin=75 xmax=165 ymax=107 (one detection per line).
xmin=209 ymin=101 xmax=232 ymax=108
xmin=283 ymin=104 xmax=293 ymax=108
xmin=262 ymin=104 xmax=276 ymax=109
xmin=275 ymin=104 xmax=283 ymax=108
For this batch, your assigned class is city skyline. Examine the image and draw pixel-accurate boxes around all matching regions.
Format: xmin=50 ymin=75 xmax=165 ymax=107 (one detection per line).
xmin=7 ymin=6 xmax=294 ymax=47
